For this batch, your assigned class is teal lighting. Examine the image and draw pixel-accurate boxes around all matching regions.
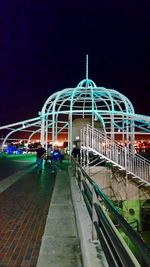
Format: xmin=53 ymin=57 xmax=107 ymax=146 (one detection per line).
xmin=0 ymin=56 xmax=150 ymax=152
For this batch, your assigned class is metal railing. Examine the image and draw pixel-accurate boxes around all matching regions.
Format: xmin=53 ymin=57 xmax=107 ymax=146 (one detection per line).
xmin=71 ymin=157 xmax=150 ymax=267
xmin=81 ymin=125 xmax=150 ymax=186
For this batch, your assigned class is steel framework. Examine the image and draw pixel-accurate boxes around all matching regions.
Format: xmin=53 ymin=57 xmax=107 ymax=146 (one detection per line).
xmin=0 ymin=55 xmax=150 ymax=154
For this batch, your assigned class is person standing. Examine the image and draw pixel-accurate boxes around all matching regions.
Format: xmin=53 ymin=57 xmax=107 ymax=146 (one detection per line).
xmin=51 ymin=146 xmax=62 ymax=172
xmin=36 ymin=144 xmax=46 ymax=172
xmin=71 ymin=144 xmax=80 ymax=162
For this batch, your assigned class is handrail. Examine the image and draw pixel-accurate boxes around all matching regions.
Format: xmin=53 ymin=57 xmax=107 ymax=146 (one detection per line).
xmin=94 ymin=184 xmax=150 ymax=265
xmin=94 ymin=204 xmax=140 ymax=267
xmin=81 ymin=125 xmax=150 ymax=185
xmin=71 ymin=156 xmax=150 ymax=267
xmin=88 ymin=124 xmax=150 ymax=164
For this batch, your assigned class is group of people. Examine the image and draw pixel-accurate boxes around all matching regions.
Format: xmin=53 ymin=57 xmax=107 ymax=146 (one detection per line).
xmin=36 ymin=144 xmax=62 ymax=173
xmin=36 ymin=143 xmax=81 ymax=173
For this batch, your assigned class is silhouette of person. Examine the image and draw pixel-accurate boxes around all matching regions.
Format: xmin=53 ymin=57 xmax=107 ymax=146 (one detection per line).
xmin=36 ymin=144 xmax=46 ymax=172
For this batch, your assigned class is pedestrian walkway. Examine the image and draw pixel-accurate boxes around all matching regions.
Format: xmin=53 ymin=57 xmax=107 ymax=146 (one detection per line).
xmin=0 ymin=156 xmax=82 ymax=267
xmin=0 ymin=158 xmax=56 ymax=267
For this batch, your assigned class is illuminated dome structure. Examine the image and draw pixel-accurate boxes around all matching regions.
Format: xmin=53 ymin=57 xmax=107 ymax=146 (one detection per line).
xmin=0 ymin=55 xmax=150 ymax=154
xmin=40 ymin=56 xmax=135 ymax=153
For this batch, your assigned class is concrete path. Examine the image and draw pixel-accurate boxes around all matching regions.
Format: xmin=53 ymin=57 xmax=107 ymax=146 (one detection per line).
xmin=36 ymin=168 xmax=82 ymax=267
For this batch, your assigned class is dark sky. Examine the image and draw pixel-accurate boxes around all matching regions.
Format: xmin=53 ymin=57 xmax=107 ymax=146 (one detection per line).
xmin=0 ymin=0 xmax=150 ymax=125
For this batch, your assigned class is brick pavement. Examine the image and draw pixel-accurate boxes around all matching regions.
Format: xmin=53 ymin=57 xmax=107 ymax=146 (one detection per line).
xmin=0 ymin=164 xmax=56 ymax=267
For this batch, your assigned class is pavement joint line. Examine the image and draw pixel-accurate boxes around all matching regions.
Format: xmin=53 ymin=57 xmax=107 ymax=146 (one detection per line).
xmin=50 ymin=203 xmax=72 ymax=207
xmin=0 ymin=165 xmax=36 ymax=193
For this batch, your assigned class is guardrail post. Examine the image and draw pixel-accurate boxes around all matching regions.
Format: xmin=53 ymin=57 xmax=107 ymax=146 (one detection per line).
xmin=79 ymin=168 xmax=85 ymax=202
xmin=92 ymin=186 xmax=98 ymax=242
xmin=124 ymin=146 xmax=127 ymax=169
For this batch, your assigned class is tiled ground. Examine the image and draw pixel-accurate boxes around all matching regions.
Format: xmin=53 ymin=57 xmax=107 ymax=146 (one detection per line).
xmin=0 ymin=163 xmax=56 ymax=267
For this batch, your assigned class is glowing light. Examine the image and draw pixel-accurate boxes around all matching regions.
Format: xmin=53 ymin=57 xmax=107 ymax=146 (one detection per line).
xmin=54 ymin=141 xmax=63 ymax=147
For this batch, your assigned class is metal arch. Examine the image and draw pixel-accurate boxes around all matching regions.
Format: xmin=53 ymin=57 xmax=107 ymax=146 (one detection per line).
xmin=95 ymin=87 xmax=115 ymax=112
xmin=57 ymin=122 xmax=69 ymax=135
xmin=68 ymin=85 xmax=95 ymax=151
xmin=109 ymin=91 xmax=134 ymax=119
xmin=0 ymin=116 xmax=40 ymax=131
xmin=42 ymin=102 xmax=55 ymax=147
xmin=93 ymin=110 xmax=106 ymax=130
xmin=134 ymin=113 xmax=150 ymax=123
xmin=40 ymin=87 xmax=76 ymax=146
xmin=0 ymin=117 xmax=41 ymax=150
xmin=55 ymin=91 xmax=81 ymax=115
xmin=46 ymin=92 xmax=73 ymax=115
xmin=40 ymin=91 xmax=61 ymax=146
xmin=41 ymin=96 xmax=54 ymax=145
xmin=69 ymin=86 xmax=83 ymax=153
xmin=41 ymin=91 xmax=60 ymax=114
xmin=101 ymin=87 xmax=116 ymax=142
xmin=27 ymin=128 xmax=41 ymax=148
xmin=111 ymin=97 xmax=127 ymax=113
xmin=93 ymin=92 xmax=111 ymax=111
xmin=89 ymin=85 xmax=97 ymax=131
xmin=2 ymin=121 xmax=40 ymax=151
xmin=54 ymin=95 xmax=77 ymax=141
xmin=134 ymin=123 xmax=150 ymax=133
xmin=82 ymin=87 xmax=90 ymax=117
xmin=102 ymin=95 xmax=132 ymax=146
xmin=46 ymin=94 xmax=70 ymax=142
xmin=45 ymin=94 xmax=70 ymax=145
xmin=77 ymin=79 xmax=97 ymax=88
xmin=91 ymin=87 xmax=116 ymax=140
xmin=41 ymin=87 xmax=74 ymax=114
xmin=72 ymin=87 xmax=111 ymax=115
xmin=51 ymin=89 xmax=70 ymax=144
xmin=110 ymin=89 xmax=135 ymax=114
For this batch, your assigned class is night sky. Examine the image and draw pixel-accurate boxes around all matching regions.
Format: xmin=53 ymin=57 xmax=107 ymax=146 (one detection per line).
xmin=0 ymin=0 xmax=150 ymax=125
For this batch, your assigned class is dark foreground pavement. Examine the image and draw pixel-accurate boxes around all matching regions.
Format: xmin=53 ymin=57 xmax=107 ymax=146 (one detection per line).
xmin=0 ymin=154 xmax=36 ymax=181
xmin=0 ymin=157 xmax=56 ymax=267
xmin=0 ymin=156 xmax=82 ymax=267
